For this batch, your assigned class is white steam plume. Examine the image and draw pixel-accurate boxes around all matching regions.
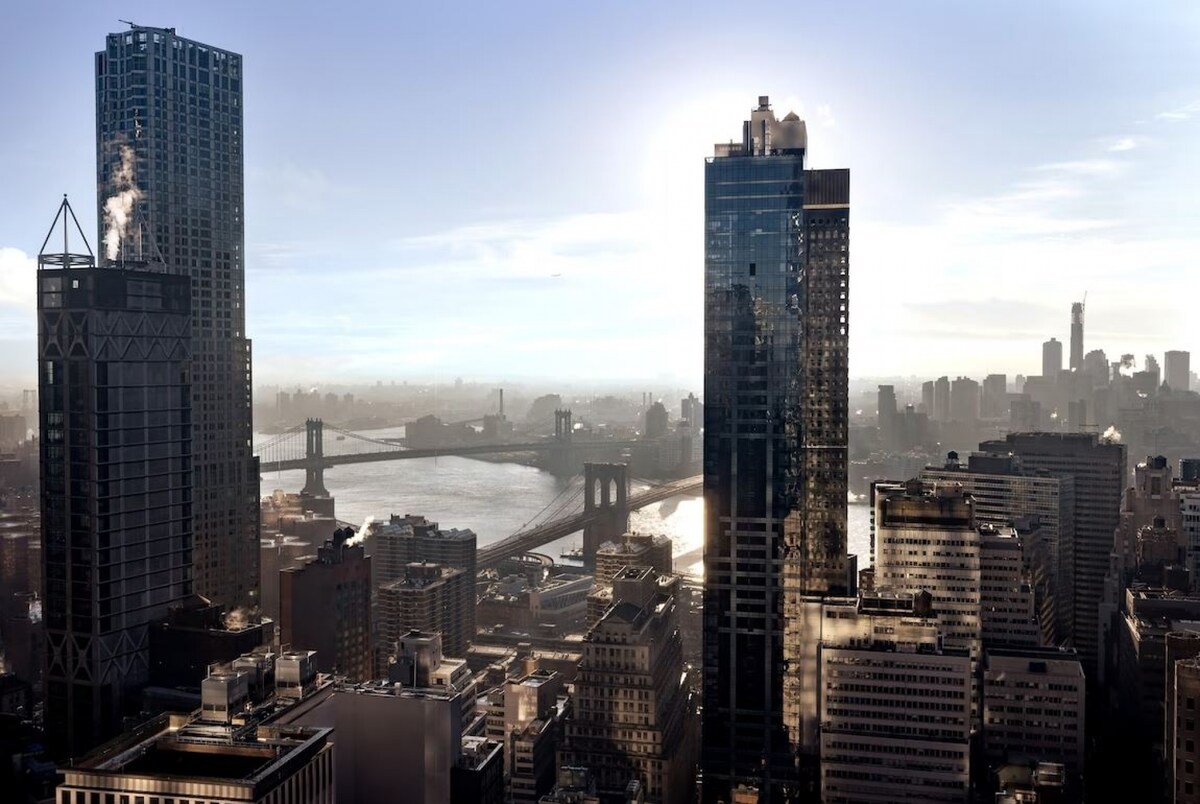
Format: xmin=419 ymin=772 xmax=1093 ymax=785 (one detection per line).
xmin=1102 ymin=425 xmax=1122 ymax=442
xmin=103 ymin=144 xmax=142 ymax=261
xmin=345 ymin=515 xmax=375 ymax=547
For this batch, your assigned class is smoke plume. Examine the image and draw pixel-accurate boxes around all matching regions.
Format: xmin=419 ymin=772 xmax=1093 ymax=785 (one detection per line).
xmin=223 ymin=607 xmax=256 ymax=631
xmin=1102 ymin=425 xmax=1122 ymax=442
xmin=345 ymin=515 xmax=375 ymax=547
xmin=1118 ymin=354 xmax=1136 ymax=378
xmin=103 ymin=144 xmax=142 ymax=261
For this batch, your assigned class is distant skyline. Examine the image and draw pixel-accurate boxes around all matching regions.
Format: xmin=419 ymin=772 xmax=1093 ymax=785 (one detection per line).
xmin=2 ymin=0 xmax=1198 ymax=387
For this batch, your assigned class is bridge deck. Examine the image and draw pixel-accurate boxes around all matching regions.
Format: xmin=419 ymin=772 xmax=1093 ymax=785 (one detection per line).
xmin=475 ymin=475 xmax=701 ymax=568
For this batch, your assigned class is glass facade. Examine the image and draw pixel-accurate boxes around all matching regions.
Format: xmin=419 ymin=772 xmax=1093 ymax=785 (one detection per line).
xmin=39 ymin=263 xmax=193 ymax=757
xmin=95 ymin=26 xmax=258 ymax=610
xmin=701 ymin=99 xmax=849 ymax=801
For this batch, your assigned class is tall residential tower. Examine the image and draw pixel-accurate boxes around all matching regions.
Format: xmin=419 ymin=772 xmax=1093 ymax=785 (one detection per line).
xmin=95 ymin=25 xmax=258 ymax=609
xmin=702 ymin=96 xmax=849 ymax=801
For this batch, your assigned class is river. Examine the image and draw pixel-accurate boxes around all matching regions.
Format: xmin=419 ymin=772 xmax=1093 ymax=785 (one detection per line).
xmin=255 ymin=429 xmax=872 ymax=578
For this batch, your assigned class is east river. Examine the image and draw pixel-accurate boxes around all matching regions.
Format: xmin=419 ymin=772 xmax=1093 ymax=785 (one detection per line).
xmin=255 ymin=428 xmax=872 ymax=578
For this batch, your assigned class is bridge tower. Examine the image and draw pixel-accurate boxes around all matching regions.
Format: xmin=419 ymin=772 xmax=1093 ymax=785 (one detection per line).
xmin=548 ymin=409 xmax=575 ymax=476
xmin=582 ymin=462 xmax=629 ymax=571
xmin=301 ymin=418 xmax=330 ymax=498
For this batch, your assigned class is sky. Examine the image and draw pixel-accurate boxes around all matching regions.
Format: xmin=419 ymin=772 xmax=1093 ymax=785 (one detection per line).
xmin=1 ymin=0 xmax=1198 ymax=389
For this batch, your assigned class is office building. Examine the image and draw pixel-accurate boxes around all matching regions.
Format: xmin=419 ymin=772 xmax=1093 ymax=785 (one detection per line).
xmin=97 ymin=25 xmax=259 ymax=610
xmin=979 ymin=524 xmax=1041 ymax=648
xmin=921 ymin=380 xmax=935 ymax=416
xmin=502 ymin=670 xmax=566 ymax=804
xmin=147 ymin=594 xmax=271 ymax=691
xmin=560 ymin=566 xmax=697 ymax=804
xmin=1112 ymin=456 xmax=1185 ymax=585
xmin=819 ymin=591 xmax=972 ymax=803
xmin=702 ymin=95 xmax=850 ymax=800
xmin=38 ymin=201 xmax=194 ymax=757
xmin=1166 ymin=351 xmax=1191 ymax=392
xmin=280 ymin=527 xmax=372 ymax=680
xmin=56 ymin=713 xmax=332 ymax=804
xmin=982 ymin=646 xmax=1085 ymax=780
xmin=875 ymin=480 xmax=981 ymax=661
xmin=1043 ymin=338 xmax=1063 ymax=381
xmin=1179 ymin=474 xmax=1200 ymax=592
xmin=379 ymin=562 xmax=472 ymax=661
xmin=921 ymin=451 xmax=1075 ymax=646
xmin=1070 ymin=301 xmax=1085 ymax=373
xmin=1164 ymin=631 xmax=1200 ymax=801
xmin=877 ymin=384 xmax=897 ymax=449
xmin=979 ymin=432 xmax=1126 ymax=669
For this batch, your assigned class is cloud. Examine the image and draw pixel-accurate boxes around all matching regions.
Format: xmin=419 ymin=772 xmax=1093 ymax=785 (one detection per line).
xmin=1156 ymin=100 xmax=1200 ymax=121
xmin=1107 ymin=137 xmax=1138 ymax=152
xmin=816 ymin=104 xmax=836 ymax=128
xmin=1034 ymin=159 xmax=1122 ymax=176
xmin=0 ymin=248 xmax=36 ymax=310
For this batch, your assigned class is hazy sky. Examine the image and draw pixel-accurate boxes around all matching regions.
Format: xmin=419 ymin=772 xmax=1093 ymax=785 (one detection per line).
xmin=1 ymin=1 xmax=1198 ymax=389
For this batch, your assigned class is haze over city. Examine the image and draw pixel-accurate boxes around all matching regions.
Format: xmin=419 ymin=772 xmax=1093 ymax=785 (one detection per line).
xmin=1 ymin=0 xmax=1198 ymax=387
xmin=4 ymin=3 xmax=1200 ymax=804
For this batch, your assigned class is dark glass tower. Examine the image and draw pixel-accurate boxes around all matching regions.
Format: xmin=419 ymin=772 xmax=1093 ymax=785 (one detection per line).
xmin=38 ymin=200 xmax=194 ymax=757
xmin=702 ymin=96 xmax=850 ymax=801
xmin=95 ymin=25 xmax=258 ymax=609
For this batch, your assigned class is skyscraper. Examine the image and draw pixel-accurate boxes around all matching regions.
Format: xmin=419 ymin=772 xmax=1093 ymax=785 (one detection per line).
xmin=978 ymin=432 xmax=1126 ymax=670
xmin=38 ymin=200 xmax=194 ymax=757
xmin=1043 ymin=338 xmax=1063 ymax=380
xmin=1070 ymin=301 xmax=1084 ymax=373
xmin=1166 ymin=350 xmax=1191 ymax=392
xmin=702 ymin=96 xmax=849 ymax=801
xmin=96 ymin=25 xmax=258 ymax=610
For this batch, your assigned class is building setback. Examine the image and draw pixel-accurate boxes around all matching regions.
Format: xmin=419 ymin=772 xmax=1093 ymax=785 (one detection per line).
xmin=38 ymin=206 xmax=194 ymax=757
xmin=702 ymin=95 xmax=850 ymax=801
xmin=96 ymin=25 xmax=259 ymax=610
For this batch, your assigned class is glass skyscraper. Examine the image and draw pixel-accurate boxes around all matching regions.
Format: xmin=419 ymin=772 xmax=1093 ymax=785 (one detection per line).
xmin=95 ymin=25 xmax=259 ymax=610
xmin=702 ymin=96 xmax=850 ymax=802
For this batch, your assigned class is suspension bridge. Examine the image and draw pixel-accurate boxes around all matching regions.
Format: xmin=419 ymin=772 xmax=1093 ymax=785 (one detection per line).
xmin=256 ymin=415 xmax=643 ymax=492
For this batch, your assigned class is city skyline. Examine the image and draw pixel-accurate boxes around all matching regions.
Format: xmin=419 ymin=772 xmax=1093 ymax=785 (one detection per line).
xmin=0 ymin=1 xmax=1197 ymax=387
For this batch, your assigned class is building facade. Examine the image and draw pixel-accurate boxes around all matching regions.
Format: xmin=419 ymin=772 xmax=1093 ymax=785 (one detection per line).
xmin=979 ymin=432 xmax=1126 ymax=670
xmin=379 ymin=562 xmax=471 ymax=661
xmin=279 ymin=528 xmax=372 ymax=681
xmin=560 ymin=566 xmax=697 ymax=804
xmin=702 ymin=95 xmax=850 ymax=800
xmin=96 ymin=25 xmax=258 ymax=610
xmin=38 ymin=212 xmax=194 ymax=757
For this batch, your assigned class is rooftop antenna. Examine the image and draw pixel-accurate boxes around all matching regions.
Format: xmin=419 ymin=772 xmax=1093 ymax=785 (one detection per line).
xmin=118 ymin=19 xmax=137 ymax=28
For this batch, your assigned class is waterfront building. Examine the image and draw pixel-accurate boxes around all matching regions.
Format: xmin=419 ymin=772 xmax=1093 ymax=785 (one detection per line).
xmin=96 ymin=24 xmax=258 ymax=610
xmin=702 ymin=94 xmax=850 ymax=800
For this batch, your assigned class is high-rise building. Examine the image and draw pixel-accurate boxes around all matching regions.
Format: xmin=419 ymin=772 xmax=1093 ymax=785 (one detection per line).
xmin=874 ymin=480 xmax=981 ymax=663
xmin=979 ymin=432 xmax=1126 ymax=670
xmin=819 ymin=591 xmax=972 ymax=803
xmin=1043 ymin=338 xmax=1063 ymax=380
xmin=1173 ymin=657 xmax=1200 ymax=804
xmin=279 ymin=528 xmax=372 ymax=681
xmin=378 ymin=562 xmax=472 ymax=661
xmin=702 ymin=95 xmax=849 ymax=799
xmin=921 ymin=380 xmax=935 ymax=416
xmin=1070 ymin=302 xmax=1085 ymax=373
xmin=877 ymin=385 xmax=897 ymax=450
xmin=949 ymin=376 xmax=980 ymax=423
xmin=933 ymin=375 xmax=951 ymax=422
xmin=594 ymin=532 xmax=672 ymax=585
xmin=37 ymin=200 xmax=194 ymax=757
xmin=921 ymin=451 xmax=1076 ymax=646
xmin=982 ymin=373 xmax=1008 ymax=419
xmin=983 ymin=646 xmax=1085 ymax=780
xmin=560 ymin=566 xmax=697 ymax=804
xmin=979 ymin=524 xmax=1041 ymax=648
xmin=1167 ymin=351 xmax=1192 ymax=392
xmin=96 ymin=25 xmax=259 ymax=610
